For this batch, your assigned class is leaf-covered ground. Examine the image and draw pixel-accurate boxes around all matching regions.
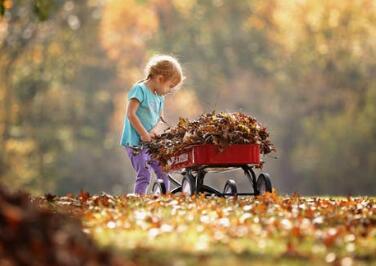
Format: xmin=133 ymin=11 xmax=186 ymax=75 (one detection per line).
xmin=35 ymin=192 xmax=376 ymax=266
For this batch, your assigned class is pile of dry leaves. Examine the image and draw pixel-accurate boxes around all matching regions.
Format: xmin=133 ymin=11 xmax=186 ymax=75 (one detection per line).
xmin=145 ymin=111 xmax=275 ymax=167
xmin=0 ymin=187 xmax=122 ymax=266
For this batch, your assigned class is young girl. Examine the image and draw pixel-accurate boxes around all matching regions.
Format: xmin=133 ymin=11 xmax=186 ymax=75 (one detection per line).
xmin=120 ymin=55 xmax=184 ymax=195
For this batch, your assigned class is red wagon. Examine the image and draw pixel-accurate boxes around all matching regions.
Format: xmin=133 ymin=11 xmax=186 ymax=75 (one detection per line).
xmin=151 ymin=144 xmax=273 ymax=197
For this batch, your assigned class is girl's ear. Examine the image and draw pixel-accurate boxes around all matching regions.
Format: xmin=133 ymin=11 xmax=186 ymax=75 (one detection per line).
xmin=157 ymin=74 xmax=166 ymax=83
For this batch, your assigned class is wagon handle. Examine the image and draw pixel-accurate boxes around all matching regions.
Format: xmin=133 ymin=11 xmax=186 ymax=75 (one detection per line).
xmin=262 ymin=153 xmax=278 ymax=160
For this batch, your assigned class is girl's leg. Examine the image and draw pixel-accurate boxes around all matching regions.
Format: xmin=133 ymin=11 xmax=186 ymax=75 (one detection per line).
xmin=125 ymin=147 xmax=151 ymax=195
xmin=148 ymin=158 xmax=170 ymax=192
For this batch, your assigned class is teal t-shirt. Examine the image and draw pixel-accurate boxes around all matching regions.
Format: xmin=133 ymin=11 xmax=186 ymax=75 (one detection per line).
xmin=120 ymin=82 xmax=165 ymax=147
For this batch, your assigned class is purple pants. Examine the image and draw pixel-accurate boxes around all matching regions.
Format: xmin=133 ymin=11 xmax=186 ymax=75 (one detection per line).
xmin=125 ymin=147 xmax=170 ymax=195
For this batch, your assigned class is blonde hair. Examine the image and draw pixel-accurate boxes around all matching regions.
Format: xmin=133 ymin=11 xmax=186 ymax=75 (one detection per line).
xmin=138 ymin=54 xmax=185 ymax=91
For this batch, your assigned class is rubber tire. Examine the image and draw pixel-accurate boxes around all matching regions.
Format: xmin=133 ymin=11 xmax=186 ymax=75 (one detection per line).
xmin=256 ymin=173 xmax=272 ymax=195
xmin=223 ymin=179 xmax=238 ymax=196
xmin=181 ymin=175 xmax=196 ymax=196
xmin=152 ymin=180 xmax=167 ymax=195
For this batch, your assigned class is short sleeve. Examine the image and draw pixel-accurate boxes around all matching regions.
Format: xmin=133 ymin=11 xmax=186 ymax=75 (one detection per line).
xmin=127 ymin=84 xmax=144 ymax=103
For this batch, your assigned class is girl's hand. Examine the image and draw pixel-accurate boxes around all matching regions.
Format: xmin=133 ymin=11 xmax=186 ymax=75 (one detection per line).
xmin=141 ymin=133 xmax=152 ymax=142
xmin=149 ymin=128 xmax=159 ymax=138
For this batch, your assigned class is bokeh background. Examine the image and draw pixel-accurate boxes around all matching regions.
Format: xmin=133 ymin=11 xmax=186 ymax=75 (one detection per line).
xmin=0 ymin=0 xmax=375 ymax=195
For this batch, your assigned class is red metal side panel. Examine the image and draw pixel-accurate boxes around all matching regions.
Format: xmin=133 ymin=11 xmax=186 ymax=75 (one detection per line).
xmin=168 ymin=144 xmax=260 ymax=170
xmin=167 ymin=149 xmax=194 ymax=170
xmin=193 ymin=144 xmax=260 ymax=165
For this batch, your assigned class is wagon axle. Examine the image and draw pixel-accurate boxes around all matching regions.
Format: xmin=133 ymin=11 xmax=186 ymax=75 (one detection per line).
xmin=152 ymin=165 xmax=272 ymax=197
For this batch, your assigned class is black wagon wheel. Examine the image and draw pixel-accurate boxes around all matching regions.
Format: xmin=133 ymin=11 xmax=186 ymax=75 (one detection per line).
xmin=152 ymin=180 xmax=167 ymax=195
xmin=223 ymin=179 xmax=238 ymax=196
xmin=256 ymin=173 xmax=272 ymax=195
xmin=181 ymin=173 xmax=196 ymax=196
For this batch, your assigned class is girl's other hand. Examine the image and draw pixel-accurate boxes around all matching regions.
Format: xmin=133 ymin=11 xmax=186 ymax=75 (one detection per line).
xmin=141 ymin=133 xmax=152 ymax=142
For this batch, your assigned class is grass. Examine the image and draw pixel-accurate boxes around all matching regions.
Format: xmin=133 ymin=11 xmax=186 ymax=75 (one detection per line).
xmin=42 ymin=193 xmax=376 ymax=266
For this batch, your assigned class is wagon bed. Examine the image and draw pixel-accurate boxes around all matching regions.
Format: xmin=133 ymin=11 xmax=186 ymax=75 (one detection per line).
xmin=152 ymin=143 xmax=273 ymax=197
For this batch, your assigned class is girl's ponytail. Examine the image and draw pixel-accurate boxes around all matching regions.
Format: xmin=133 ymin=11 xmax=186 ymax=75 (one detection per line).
xmin=135 ymin=74 xmax=152 ymax=84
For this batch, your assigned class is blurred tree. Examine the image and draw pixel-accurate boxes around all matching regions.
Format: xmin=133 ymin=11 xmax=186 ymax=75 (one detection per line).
xmin=0 ymin=1 xmax=45 ymax=186
xmin=1 ymin=1 xmax=130 ymax=194
xmin=272 ymin=0 xmax=376 ymax=194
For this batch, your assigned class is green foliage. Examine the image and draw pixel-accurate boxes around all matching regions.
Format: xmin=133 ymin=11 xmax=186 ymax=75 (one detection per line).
xmin=0 ymin=0 xmax=62 ymax=20
xmin=33 ymin=0 xmax=54 ymax=21
xmin=293 ymin=84 xmax=376 ymax=194
xmin=0 ymin=2 xmax=4 ymax=16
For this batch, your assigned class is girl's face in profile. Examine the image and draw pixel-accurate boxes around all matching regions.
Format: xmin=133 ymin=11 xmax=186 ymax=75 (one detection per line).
xmin=155 ymin=75 xmax=179 ymax=96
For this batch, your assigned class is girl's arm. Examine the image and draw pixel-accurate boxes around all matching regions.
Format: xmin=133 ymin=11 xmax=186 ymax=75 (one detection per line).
xmin=150 ymin=106 xmax=167 ymax=137
xmin=127 ymin=99 xmax=152 ymax=142
xmin=160 ymin=106 xmax=166 ymax=124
